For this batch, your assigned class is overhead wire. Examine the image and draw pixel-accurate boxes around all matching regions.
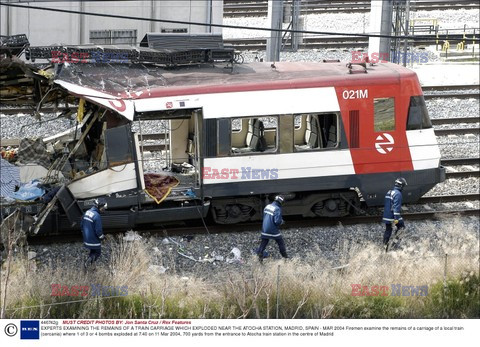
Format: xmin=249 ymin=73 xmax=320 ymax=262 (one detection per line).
xmin=0 ymin=1 xmax=444 ymax=42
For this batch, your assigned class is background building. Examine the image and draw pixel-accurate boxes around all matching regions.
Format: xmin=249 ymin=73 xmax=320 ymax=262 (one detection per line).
xmin=0 ymin=0 xmax=223 ymax=46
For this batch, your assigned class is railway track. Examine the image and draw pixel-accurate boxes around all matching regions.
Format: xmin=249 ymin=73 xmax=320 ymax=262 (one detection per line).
xmin=423 ymin=84 xmax=480 ymax=99
xmin=424 ymin=92 xmax=479 ymax=99
xmin=224 ymin=33 xmax=477 ymax=50
xmin=434 ymin=127 xmax=479 ymax=136
xmin=27 ymin=206 xmax=479 ymax=245
xmin=224 ymin=0 xmax=480 ymax=17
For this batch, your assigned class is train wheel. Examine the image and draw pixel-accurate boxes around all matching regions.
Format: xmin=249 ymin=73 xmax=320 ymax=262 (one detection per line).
xmin=311 ymin=192 xmax=360 ymax=217
xmin=211 ymin=202 xmax=257 ymax=224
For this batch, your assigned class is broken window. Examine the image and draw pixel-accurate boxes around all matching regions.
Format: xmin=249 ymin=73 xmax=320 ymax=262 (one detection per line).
xmin=231 ymin=116 xmax=277 ymax=154
xmin=294 ymin=113 xmax=338 ymax=150
xmin=104 ymin=124 xmax=134 ymax=167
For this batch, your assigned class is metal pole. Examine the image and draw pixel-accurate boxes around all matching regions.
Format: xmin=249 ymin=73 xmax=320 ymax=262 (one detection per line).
xmin=275 ymin=264 xmax=280 ymax=319
xmin=79 ymin=1 xmax=85 ymax=44
xmin=443 ymin=253 xmax=448 ymax=317
xmin=266 ymin=0 xmax=283 ymax=62
xmin=150 ymin=0 xmax=155 ymax=33
xmin=6 ymin=0 xmax=11 ymax=36
xmin=291 ymin=0 xmax=300 ymax=51
xmin=403 ymin=0 xmax=410 ymax=67
xmin=206 ymin=0 xmax=213 ymax=33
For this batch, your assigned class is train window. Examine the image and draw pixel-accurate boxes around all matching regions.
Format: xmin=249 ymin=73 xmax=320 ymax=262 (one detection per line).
xmin=105 ymin=124 xmax=134 ymax=166
xmin=231 ymin=116 xmax=277 ymax=154
xmin=231 ymin=118 xmax=242 ymax=133
xmin=374 ymin=98 xmax=395 ymax=131
xmin=407 ymin=96 xmax=432 ymax=130
xmin=294 ymin=113 xmax=338 ymax=151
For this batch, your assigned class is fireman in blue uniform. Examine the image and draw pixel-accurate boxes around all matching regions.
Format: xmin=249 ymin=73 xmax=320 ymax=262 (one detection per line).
xmin=382 ymin=178 xmax=407 ymax=245
xmin=257 ymin=195 xmax=288 ymax=261
xmin=81 ymin=198 xmax=107 ymax=268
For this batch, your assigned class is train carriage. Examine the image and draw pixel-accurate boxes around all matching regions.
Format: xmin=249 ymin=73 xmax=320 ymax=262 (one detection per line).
xmin=2 ymin=60 xmax=445 ymax=231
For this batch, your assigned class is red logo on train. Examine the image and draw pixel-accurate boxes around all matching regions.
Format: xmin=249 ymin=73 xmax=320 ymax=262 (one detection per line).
xmin=375 ymin=133 xmax=395 ymax=154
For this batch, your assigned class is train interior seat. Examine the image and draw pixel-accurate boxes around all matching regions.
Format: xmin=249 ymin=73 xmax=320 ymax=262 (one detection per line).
xmin=233 ymin=118 xmax=267 ymax=153
xmin=326 ymin=125 xmax=337 ymax=147
xmin=296 ymin=114 xmax=322 ymax=150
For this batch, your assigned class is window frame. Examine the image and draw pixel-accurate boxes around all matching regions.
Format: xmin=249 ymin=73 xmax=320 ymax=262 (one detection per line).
xmin=373 ymin=97 xmax=396 ymax=132
xmin=229 ymin=115 xmax=279 ymax=156
xmin=293 ymin=112 xmax=340 ymax=152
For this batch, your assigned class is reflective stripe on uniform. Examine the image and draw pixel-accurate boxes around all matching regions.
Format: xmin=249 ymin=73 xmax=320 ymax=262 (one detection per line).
xmin=261 ymin=232 xmax=281 ymax=238
xmin=84 ymin=242 xmax=101 ymax=247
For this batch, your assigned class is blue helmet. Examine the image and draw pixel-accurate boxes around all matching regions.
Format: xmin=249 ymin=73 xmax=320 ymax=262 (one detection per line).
xmin=94 ymin=198 xmax=107 ymax=210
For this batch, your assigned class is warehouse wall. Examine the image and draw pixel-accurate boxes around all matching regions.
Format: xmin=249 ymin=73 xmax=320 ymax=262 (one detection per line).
xmin=0 ymin=0 xmax=223 ymax=46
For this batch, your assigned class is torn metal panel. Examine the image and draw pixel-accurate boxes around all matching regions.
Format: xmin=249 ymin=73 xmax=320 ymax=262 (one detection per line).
xmin=54 ymin=79 xmax=135 ymax=120
xmin=0 ymin=56 xmax=59 ymax=107
xmin=55 ymin=185 xmax=83 ymax=227
xmin=67 ymin=162 xmax=138 ymax=199
xmin=0 ymin=34 xmax=30 ymax=57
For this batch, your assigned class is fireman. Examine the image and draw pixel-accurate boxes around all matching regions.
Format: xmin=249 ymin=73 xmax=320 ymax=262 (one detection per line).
xmin=257 ymin=195 xmax=289 ymax=261
xmin=382 ymin=178 xmax=407 ymax=246
xmin=81 ymin=198 xmax=107 ymax=269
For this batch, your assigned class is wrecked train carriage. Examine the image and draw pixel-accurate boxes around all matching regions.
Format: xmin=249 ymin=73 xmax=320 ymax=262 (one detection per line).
xmin=1 ymin=101 xmax=209 ymax=234
xmin=2 ymin=59 xmax=445 ymax=234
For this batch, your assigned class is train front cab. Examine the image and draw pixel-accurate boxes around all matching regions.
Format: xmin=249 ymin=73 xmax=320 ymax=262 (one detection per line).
xmin=337 ymin=70 xmax=446 ymax=208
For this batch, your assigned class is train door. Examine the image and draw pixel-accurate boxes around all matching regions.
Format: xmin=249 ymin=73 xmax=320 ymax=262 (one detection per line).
xmin=134 ymin=108 xmax=203 ymax=198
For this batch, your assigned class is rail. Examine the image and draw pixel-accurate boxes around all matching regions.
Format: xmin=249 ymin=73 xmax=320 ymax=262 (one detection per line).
xmin=224 ymin=0 xmax=480 ymax=17
xmin=27 ymin=207 xmax=480 ymax=244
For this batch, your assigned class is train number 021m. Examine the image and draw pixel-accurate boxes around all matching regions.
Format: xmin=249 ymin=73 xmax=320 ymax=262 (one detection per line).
xmin=342 ymin=89 xmax=368 ymax=99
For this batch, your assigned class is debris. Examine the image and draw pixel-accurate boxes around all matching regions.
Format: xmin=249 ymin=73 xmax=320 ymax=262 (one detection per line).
xmin=178 ymin=251 xmax=197 ymax=262
xmin=10 ymin=179 xmax=45 ymax=201
xmin=330 ymin=264 xmax=350 ymax=271
xmin=152 ymin=247 xmax=160 ymax=253
xmin=123 ymin=230 xmax=142 ymax=241
xmin=184 ymin=188 xmax=196 ymax=198
xmin=28 ymin=251 xmax=37 ymax=260
xmin=167 ymin=237 xmax=182 ymax=247
xmin=161 ymin=238 xmax=170 ymax=245
xmin=182 ymin=235 xmax=194 ymax=242
xmin=226 ymin=247 xmax=242 ymax=264
xmin=200 ymin=256 xmax=215 ymax=263
xmin=148 ymin=265 xmax=167 ymax=274
xmin=0 ymin=158 xmax=20 ymax=198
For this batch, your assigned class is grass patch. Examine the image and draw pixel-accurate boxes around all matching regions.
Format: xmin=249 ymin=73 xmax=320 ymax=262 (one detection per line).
xmin=1 ymin=218 xmax=479 ymax=319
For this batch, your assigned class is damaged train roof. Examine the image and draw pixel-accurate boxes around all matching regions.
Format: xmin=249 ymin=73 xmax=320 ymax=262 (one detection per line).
xmin=54 ymin=60 xmax=414 ymax=120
